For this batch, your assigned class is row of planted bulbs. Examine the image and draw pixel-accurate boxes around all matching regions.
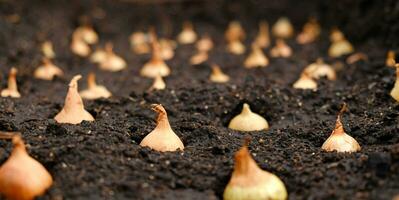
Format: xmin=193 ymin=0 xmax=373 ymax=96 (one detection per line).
xmin=0 ymin=16 xmax=397 ymax=200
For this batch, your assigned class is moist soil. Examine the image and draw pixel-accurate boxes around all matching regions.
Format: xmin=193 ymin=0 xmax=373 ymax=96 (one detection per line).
xmin=0 ymin=0 xmax=399 ymax=199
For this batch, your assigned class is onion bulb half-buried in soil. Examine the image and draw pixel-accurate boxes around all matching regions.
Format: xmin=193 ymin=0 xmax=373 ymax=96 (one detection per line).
xmin=149 ymin=74 xmax=166 ymax=91
xmin=140 ymin=32 xmax=171 ymax=78
xmin=228 ymin=103 xmax=269 ymax=132
xmin=390 ymin=64 xmax=399 ymax=102
xmin=270 ymin=39 xmax=292 ymax=58
xmin=34 ymin=58 xmax=63 ymax=80
xmin=177 ymin=21 xmax=197 ymax=44
xmin=79 ymin=72 xmax=112 ymax=100
xmin=296 ymin=17 xmax=320 ymax=44
xmin=254 ymin=21 xmax=270 ymax=48
xmin=41 ymin=40 xmax=55 ymax=59
xmin=54 ymin=75 xmax=94 ymax=124
xmin=1 ymin=67 xmax=21 ymax=98
xmin=321 ymin=103 xmax=361 ymax=153
xmin=0 ymin=132 xmax=53 ymax=200
xmin=386 ymin=50 xmax=396 ymax=67
xmin=140 ymin=104 xmax=184 ymax=152
xmin=272 ymin=17 xmax=294 ymax=39
xmin=209 ymin=64 xmax=230 ymax=83
xmin=303 ymin=58 xmax=336 ymax=80
xmin=244 ymin=44 xmax=269 ymax=68
xmin=328 ymin=28 xmax=354 ymax=58
xmin=293 ymin=71 xmax=317 ymax=90
xmin=98 ymin=43 xmax=126 ymax=72
xmin=224 ymin=140 xmax=287 ymax=200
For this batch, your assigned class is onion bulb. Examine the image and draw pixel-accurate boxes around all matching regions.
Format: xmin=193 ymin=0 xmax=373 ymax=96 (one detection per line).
xmin=54 ymin=75 xmax=94 ymax=124
xmin=41 ymin=41 xmax=55 ymax=59
xmin=328 ymin=29 xmax=354 ymax=57
xmin=190 ymin=50 xmax=208 ymax=65
xmin=303 ymin=58 xmax=336 ymax=80
xmin=159 ymin=38 xmax=176 ymax=60
xmin=196 ymin=34 xmax=214 ymax=52
xmin=140 ymin=32 xmax=171 ymax=78
xmin=390 ymin=64 xmax=399 ymax=102
xmin=0 ymin=132 xmax=53 ymax=200
xmin=140 ymin=104 xmax=184 ymax=152
xmin=130 ymin=31 xmax=151 ymax=54
xmin=244 ymin=44 xmax=269 ymax=68
xmin=270 ymin=39 xmax=292 ymax=58
xmin=386 ymin=50 xmax=396 ymax=67
xmin=227 ymin=40 xmax=246 ymax=55
xmin=209 ymin=64 xmax=230 ymax=83
xmin=254 ymin=21 xmax=270 ymax=48
xmin=177 ymin=21 xmax=197 ymax=44
xmin=321 ymin=103 xmax=361 ymax=153
xmin=70 ymin=37 xmax=90 ymax=57
xmin=293 ymin=71 xmax=317 ymax=90
xmin=79 ymin=72 xmax=112 ymax=100
xmin=90 ymin=48 xmax=106 ymax=64
xmin=272 ymin=17 xmax=294 ymax=39
xmin=228 ymin=103 xmax=269 ymax=132
xmin=34 ymin=58 xmax=64 ymax=80
xmin=1 ymin=67 xmax=21 ymax=98
xmin=223 ymin=140 xmax=287 ymax=200
xmin=225 ymin=21 xmax=245 ymax=42
xmin=73 ymin=25 xmax=98 ymax=45
xmin=149 ymin=74 xmax=166 ymax=90
xmin=98 ymin=43 xmax=126 ymax=72
xmin=296 ymin=17 xmax=320 ymax=44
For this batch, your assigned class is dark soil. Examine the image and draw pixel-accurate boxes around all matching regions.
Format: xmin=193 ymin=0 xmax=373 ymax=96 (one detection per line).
xmin=1 ymin=0 xmax=399 ymax=199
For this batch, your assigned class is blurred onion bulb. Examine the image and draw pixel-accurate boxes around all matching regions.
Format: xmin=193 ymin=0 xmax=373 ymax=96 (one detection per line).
xmin=209 ymin=64 xmax=230 ymax=83
xmin=386 ymin=50 xmax=396 ymax=67
xmin=272 ymin=17 xmax=294 ymax=39
xmin=322 ymin=103 xmax=361 ymax=153
xmin=254 ymin=21 xmax=270 ymax=48
xmin=41 ymin=41 xmax=55 ymax=58
xmin=296 ymin=17 xmax=320 ymax=44
xmin=130 ymin=31 xmax=151 ymax=54
xmin=34 ymin=58 xmax=63 ymax=80
xmin=270 ymin=39 xmax=292 ymax=58
xmin=150 ymin=74 xmax=166 ymax=91
xmin=177 ymin=21 xmax=197 ymax=44
xmin=224 ymin=141 xmax=287 ymax=200
xmin=70 ymin=25 xmax=98 ymax=57
xmin=54 ymin=75 xmax=94 ymax=124
xmin=228 ymin=103 xmax=269 ymax=132
xmin=244 ymin=44 xmax=269 ymax=68
xmin=303 ymin=58 xmax=336 ymax=80
xmin=99 ymin=43 xmax=127 ymax=72
xmin=328 ymin=28 xmax=354 ymax=57
xmin=196 ymin=34 xmax=214 ymax=52
xmin=159 ymin=39 xmax=176 ymax=60
xmin=190 ymin=51 xmax=208 ymax=65
xmin=79 ymin=73 xmax=112 ymax=100
xmin=390 ymin=64 xmax=399 ymax=102
xmin=225 ymin=21 xmax=246 ymax=55
xmin=1 ymin=67 xmax=21 ymax=98
xmin=140 ymin=104 xmax=184 ymax=152
xmin=0 ymin=132 xmax=53 ymax=200
xmin=293 ymin=71 xmax=317 ymax=90
xmin=140 ymin=32 xmax=171 ymax=78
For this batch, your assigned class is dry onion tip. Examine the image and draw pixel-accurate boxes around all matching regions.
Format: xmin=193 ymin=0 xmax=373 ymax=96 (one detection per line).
xmin=244 ymin=44 xmax=269 ymax=68
xmin=54 ymin=75 xmax=94 ymax=124
xmin=254 ymin=21 xmax=270 ymax=48
xmin=296 ymin=17 xmax=320 ymax=44
xmin=346 ymin=52 xmax=368 ymax=64
xmin=293 ymin=71 xmax=317 ymax=90
xmin=139 ymin=104 xmax=184 ymax=152
xmin=177 ymin=21 xmax=197 ymax=44
xmin=79 ymin=72 xmax=112 ymax=100
xmin=328 ymin=28 xmax=354 ymax=57
xmin=303 ymin=58 xmax=336 ymax=80
xmin=0 ymin=132 xmax=53 ymax=200
xmin=149 ymin=74 xmax=166 ymax=91
xmin=41 ymin=40 xmax=55 ymax=58
xmin=321 ymin=103 xmax=361 ymax=153
xmin=209 ymin=64 xmax=230 ymax=83
xmin=1 ymin=67 xmax=21 ymax=98
xmin=196 ymin=34 xmax=214 ymax=52
xmin=130 ymin=31 xmax=151 ymax=54
xmin=228 ymin=103 xmax=269 ymax=132
xmin=34 ymin=58 xmax=64 ymax=80
xmin=190 ymin=50 xmax=209 ymax=65
xmin=98 ymin=42 xmax=127 ymax=72
xmin=140 ymin=31 xmax=171 ymax=78
xmin=270 ymin=39 xmax=292 ymax=58
xmin=272 ymin=17 xmax=294 ymax=39
xmin=223 ymin=139 xmax=287 ymax=200
xmin=386 ymin=50 xmax=396 ymax=67
xmin=390 ymin=64 xmax=399 ymax=102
